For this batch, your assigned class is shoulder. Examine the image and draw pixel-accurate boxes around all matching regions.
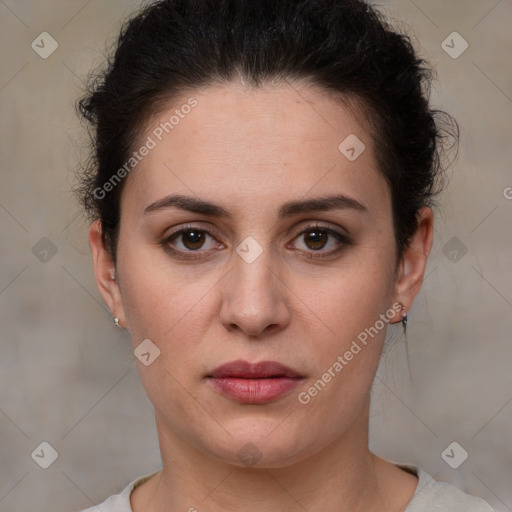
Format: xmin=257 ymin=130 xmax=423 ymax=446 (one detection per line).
xmin=399 ymin=464 xmax=496 ymax=512
xmin=78 ymin=471 xmax=159 ymax=512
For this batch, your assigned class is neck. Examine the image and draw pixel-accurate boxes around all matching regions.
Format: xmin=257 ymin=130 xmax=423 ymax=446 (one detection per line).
xmin=139 ymin=403 xmax=394 ymax=512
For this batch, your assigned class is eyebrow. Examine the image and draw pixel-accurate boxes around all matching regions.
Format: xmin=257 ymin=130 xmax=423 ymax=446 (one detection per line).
xmin=143 ymin=193 xmax=367 ymax=219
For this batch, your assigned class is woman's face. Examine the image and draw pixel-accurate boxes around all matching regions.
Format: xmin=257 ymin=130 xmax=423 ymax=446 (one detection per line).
xmin=94 ymin=82 xmax=427 ymax=467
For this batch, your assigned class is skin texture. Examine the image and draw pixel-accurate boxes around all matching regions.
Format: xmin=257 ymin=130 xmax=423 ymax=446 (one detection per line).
xmin=89 ymin=82 xmax=433 ymax=511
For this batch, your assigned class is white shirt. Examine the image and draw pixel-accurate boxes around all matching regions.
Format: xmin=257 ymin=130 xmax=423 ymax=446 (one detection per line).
xmin=79 ymin=464 xmax=496 ymax=511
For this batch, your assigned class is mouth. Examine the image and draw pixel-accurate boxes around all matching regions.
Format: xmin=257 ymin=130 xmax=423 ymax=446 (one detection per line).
xmin=206 ymin=360 xmax=304 ymax=405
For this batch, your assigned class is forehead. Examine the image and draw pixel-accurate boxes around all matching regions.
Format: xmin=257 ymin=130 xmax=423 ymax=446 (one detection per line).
xmin=121 ymin=82 xmax=389 ymax=217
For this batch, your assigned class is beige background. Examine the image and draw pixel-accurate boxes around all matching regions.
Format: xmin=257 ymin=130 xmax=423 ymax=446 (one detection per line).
xmin=0 ymin=1 xmax=511 ymax=511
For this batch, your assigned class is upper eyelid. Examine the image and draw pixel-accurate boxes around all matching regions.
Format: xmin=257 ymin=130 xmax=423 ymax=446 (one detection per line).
xmin=166 ymin=224 xmax=221 ymax=242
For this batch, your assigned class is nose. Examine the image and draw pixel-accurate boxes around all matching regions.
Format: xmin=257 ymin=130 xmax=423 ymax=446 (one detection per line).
xmin=219 ymin=247 xmax=291 ymax=338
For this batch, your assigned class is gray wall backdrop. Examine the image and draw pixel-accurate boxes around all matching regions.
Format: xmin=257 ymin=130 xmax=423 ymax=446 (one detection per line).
xmin=0 ymin=1 xmax=511 ymax=511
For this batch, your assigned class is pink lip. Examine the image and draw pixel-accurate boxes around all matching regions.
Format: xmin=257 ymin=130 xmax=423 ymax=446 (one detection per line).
xmin=207 ymin=360 xmax=304 ymax=405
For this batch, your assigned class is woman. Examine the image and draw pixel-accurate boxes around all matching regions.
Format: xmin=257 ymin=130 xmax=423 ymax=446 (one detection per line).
xmin=77 ymin=0 xmax=494 ymax=510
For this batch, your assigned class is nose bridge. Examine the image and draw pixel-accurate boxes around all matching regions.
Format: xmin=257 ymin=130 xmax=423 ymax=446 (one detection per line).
xmin=220 ymin=239 xmax=290 ymax=336
xmin=234 ymin=247 xmax=276 ymax=300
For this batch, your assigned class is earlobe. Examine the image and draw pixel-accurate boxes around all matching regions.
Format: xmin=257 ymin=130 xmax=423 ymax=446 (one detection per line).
xmin=88 ymin=220 xmax=126 ymax=327
xmin=391 ymin=206 xmax=434 ymax=323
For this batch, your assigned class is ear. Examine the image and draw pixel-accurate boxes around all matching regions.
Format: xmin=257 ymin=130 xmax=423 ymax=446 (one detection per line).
xmin=89 ymin=219 xmax=127 ymax=328
xmin=390 ymin=206 xmax=434 ymax=323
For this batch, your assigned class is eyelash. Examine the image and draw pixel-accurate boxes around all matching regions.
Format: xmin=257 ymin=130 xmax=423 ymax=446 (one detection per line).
xmin=160 ymin=223 xmax=352 ymax=260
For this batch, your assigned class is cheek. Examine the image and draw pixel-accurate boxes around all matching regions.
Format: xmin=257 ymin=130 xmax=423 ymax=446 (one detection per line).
xmin=116 ymin=243 xmax=225 ymax=388
xmin=300 ymin=250 xmax=396 ymax=339
xmin=295 ymin=268 xmax=395 ymax=426
xmin=117 ymin=251 xmax=216 ymax=417
xmin=117 ymin=239 xmax=208 ymax=339
xmin=293 ymin=250 xmax=396 ymax=407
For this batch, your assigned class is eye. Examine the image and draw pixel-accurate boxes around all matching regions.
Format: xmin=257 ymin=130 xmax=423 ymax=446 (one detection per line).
xmin=161 ymin=223 xmax=350 ymax=260
xmin=289 ymin=223 xmax=350 ymax=256
xmin=163 ymin=226 xmax=223 ymax=254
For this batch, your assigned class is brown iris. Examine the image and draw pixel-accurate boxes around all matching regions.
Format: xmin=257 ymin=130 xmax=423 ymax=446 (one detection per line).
xmin=181 ymin=230 xmax=206 ymax=250
xmin=304 ymin=229 xmax=328 ymax=250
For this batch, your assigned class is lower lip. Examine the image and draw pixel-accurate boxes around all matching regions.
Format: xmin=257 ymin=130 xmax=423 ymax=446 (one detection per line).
xmin=207 ymin=377 xmax=303 ymax=404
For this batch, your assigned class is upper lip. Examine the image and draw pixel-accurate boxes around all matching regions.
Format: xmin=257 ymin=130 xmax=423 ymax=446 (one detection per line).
xmin=208 ymin=360 xmax=302 ymax=379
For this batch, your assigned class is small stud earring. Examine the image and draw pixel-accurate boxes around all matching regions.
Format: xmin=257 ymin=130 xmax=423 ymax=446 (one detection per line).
xmin=401 ymin=310 xmax=408 ymax=335
xmin=113 ymin=316 xmax=120 ymax=327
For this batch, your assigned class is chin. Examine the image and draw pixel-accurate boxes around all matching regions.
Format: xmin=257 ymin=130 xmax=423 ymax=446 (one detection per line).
xmin=201 ymin=427 xmax=314 ymax=469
